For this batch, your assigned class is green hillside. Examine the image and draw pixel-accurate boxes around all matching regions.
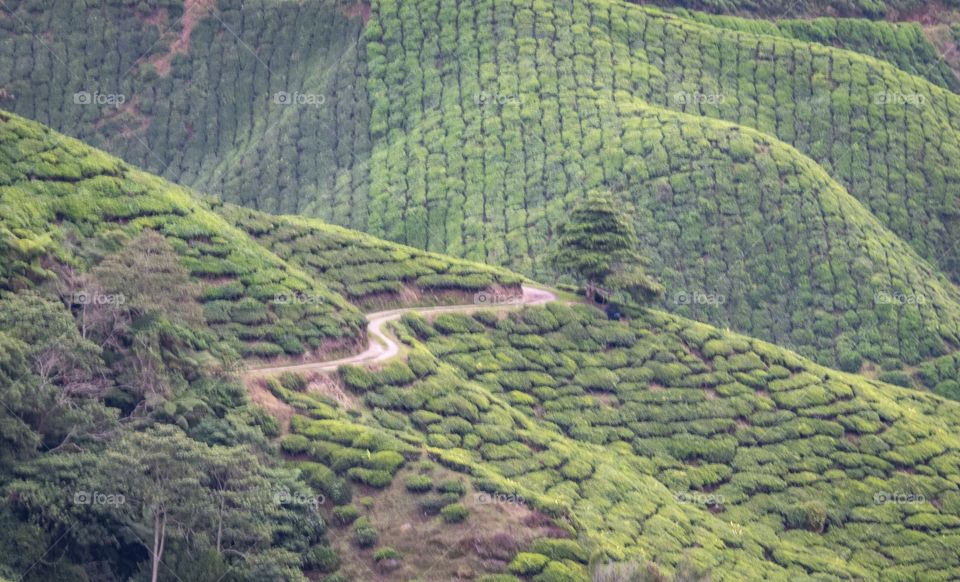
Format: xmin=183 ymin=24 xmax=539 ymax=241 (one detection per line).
xmin=646 ymin=0 xmax=960 ymax=19
xmin=668 ymin=11 xmax=960 ymax=92
xmin=0 ymin=110 xmax=548 ymax=582
xmin=5 ymin=0 xmax=960 ymax=388
xmin=217 ymin=203 xmax=525 ymax=309
xmin=0 ymin=0 xmax=371 ymax=216
xmin=0 ymin=109 xmax=366 ymax=361
xmin=292 ymin=300 xmax=960 ymax=579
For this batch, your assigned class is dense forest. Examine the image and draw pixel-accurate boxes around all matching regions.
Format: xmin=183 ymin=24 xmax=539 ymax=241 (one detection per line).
xmin=4 ymin=0 xmax=960 ymax=579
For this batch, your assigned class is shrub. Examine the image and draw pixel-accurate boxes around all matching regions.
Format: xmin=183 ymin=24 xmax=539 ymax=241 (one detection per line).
xmin=376 ymin=361 xmax=416 ymax=385
xmin=332 ymin=505 xmax=360 ymax=526
xmin=373 ymin=547 xmax=403 ymax=562
xmin=302 ymin=544 xmax=340 ymax=572
xmin=509 ymin=552 xmax=550 ymax=575
xmin=279 ymin=371 xmax=309 ymax=391
xmin=440 ymin=503 xmax=470 ymax=523
xmin=783 ymin=501 xmax=828 ymax=533
xmin=409 ymin=348 xmax=439 ymax=376
xmin=340 ymin=365 xmax=377 ymax=392
xmin=530 ymin=538 xmax=589 ymax=563
xmin=573 ymin=368 xmax=618 ymax=391
xmin=878 ymin=370 xmax=913 ymax=387
xmin=434 ymin=313 xmax=485 ymax=334
xmin=353 ymin=517 xmax=379 ymax=548
xmin=400 ymin=312 xmax=435 ymax=339
xmin=202 ymin=280 xmax=245 ymax=301
xmin=559 ymin=459 xmax=593 ymax=481
xmin=365 ymin=450 xmax=406 ymax=473
xmin=532 ymin=561 xmax=583 ymax=582
xmin=280 ymin=434 xmax=311 ymax=455
xmin=417 ymin=494 xmax=451 ymax=516
xmin=347 ymin=468 xmax=393 ymax=488
xmin=437 ymin=479 xmax=466 ymax=496
xmin=295 ymin=461 xmax=351 ymax=504
xmin=405 ymin=474 xmax=433 ymax=493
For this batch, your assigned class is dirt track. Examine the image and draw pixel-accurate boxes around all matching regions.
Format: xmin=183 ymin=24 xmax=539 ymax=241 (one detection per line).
xmin=245 ymin=285 xmax=556 ymax=380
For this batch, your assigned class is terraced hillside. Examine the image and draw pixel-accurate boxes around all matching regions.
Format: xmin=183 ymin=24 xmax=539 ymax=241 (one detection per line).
xmin=5 ymin=0 xmax=960 ymax=383
xmin=295 ymin=301 xmax=960 ymax=579
xmin=0 ymin=109 xmax=367 ymax=362
xmin=217 ymin=203 xmax=525 ymax=309
xmin=647 ymin=0 xmax=960 ymax=19
xmin=0 ymin=110 xmax=520 ymax=360
xmin=0 ymin=0 xmax=372 ymax=216
xmin=3 ymin=108 xmax=960 ymax=580
xmin=670 ymin=11 xmax=960 ymax=91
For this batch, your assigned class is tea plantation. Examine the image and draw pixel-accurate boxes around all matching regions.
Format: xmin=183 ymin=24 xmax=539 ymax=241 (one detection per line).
xmin=350 ymin=302 xmax=960 ymax=579
xmin=5 ymin=0 xmax=960 ymax=384
xmin=4 ymin=0 xmax=960 ymax=577
xmin=217 ymin=203 xmax=525 ymax=308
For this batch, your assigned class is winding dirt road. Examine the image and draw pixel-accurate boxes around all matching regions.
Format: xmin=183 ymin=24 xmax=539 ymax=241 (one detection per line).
xmin=245 ymin=285 xmax=555 ymax=380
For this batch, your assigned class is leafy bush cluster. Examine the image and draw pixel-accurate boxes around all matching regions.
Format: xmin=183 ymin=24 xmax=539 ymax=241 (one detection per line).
xmin=220 ymin=204 xmax=523 ymax=306
xmin=366 ymin=302 xmax=960 ymax=579
xmin=8 ymin=0 xmax=960 ymax=389
xmin=0 ymin=112 xmax=365 ymax=359
xmin=0 ymin=0 xmax=369 ymax=218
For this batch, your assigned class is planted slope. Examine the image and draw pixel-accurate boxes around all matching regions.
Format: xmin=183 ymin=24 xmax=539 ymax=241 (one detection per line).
xmin=0 ymin=0 xmax=371 ymax=216
xmin=0 ymin=109 xmax=368 ymax=359
xmin=355 ymin=302 xmax=960 ymax=579
xmin=669 ymin=10 xmax=960 ymax=92
xmin=7 ymin=0 xmax=960 ymax=382
xmin=217 ymin=203 xmax=525 ymax=309
xmin=5 ymin=0 xmax=960 ymax=283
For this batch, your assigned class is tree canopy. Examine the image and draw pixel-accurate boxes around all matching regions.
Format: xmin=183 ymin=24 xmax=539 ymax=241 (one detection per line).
xmin=549 ymin=189 xmax=663 ymax=305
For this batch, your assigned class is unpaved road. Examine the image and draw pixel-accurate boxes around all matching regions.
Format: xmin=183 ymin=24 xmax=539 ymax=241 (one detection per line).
xmin=245 ymin=285 xmax=555 ymax=380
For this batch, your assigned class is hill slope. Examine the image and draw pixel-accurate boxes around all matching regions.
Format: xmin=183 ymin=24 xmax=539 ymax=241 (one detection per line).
xmin=295 ymin=300 xmax=960 ymax=579
xmin=5 ymin=0 xmax=960 ymax=388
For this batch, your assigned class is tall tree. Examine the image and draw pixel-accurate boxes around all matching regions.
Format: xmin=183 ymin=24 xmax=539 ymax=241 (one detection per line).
xmin=83 ymin=230 xmax=204 ymax=400
xmin=104 ymin=425 xmax=214 ymax=582
xmin=549 ymin=189 xmax=663 ymax=304
xmin=0 ymin=292 xmax=114 ymax=461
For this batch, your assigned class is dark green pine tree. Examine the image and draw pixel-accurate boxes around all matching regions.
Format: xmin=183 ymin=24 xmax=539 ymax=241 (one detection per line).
xmin=549 ymin=189 xmax=663 ymax=305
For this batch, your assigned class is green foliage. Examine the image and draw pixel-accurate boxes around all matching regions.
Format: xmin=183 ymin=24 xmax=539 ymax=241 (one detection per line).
xmin=279 ymin=372 xmax=309 ymax=392
xmin=440 ymin=503 xmax=470 ymax=523
xmin=405 ymin=474 xmax=433 ymax=493
xmin=373 ymin=547 xmax=403 ymax=562
xmin=302 ymin=544 xmax=341 ymax=573
xmin=509 ymin=553 xmax=551 ymax=575
xmin=332 ymin=505 xmax=361 ymax=526
xmin=353 ymin=517 xmax=379 ymax=548
xmin=549 ymin=189 xmax=662 ymax=305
